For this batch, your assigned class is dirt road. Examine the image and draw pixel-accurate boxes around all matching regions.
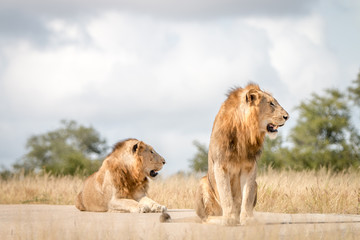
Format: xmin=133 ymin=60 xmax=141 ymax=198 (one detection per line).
xmin=1 ymin=204 xmax=360 ymax=239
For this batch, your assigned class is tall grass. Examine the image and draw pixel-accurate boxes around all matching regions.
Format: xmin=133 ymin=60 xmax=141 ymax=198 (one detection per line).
xmin=255 ymin=169 xmax=360 ymax=214
xmin=0 ymin=172 xmax=83 ymax=205
xmin=1 ymin=169 xmax=359 ymax=214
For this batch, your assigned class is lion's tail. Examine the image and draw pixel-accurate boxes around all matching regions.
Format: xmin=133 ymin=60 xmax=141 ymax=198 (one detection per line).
xmin=75 ymin=192 xmax=86 ymax=211
xmin=159 ymin=212 xmax=202 ymax=223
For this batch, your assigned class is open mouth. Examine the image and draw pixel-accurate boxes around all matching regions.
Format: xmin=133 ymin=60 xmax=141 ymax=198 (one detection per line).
xmin=150 ymin=170 xmax=159 ymax=178
xmin=267 ymin=123 xmax=280 ymax=133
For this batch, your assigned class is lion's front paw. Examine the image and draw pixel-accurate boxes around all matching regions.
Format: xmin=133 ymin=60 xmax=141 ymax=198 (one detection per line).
xmin=150 ymin=203 xmax=167 ymax=213
xmin=159 ymin=205 xmax=167 ymax=213
xmin=138 ymin=205 xmax=151 ymax=213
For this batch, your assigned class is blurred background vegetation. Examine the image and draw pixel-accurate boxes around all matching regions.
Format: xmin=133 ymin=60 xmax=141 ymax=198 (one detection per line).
xmin=1 ymin=120 xmax=108 ymax=178
xmin=1 ymin=71 xmax=359 ymax=178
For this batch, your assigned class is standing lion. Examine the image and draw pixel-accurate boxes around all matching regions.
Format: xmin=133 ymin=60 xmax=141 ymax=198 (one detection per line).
xmin=196 ymin=84 xmax=289 ymax=225
xmin=76 ymin=138 xmax=167 ymax=213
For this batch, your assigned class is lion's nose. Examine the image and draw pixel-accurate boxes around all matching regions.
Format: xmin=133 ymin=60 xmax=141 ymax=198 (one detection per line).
xmin=283 ymin=114 xmax=289 ymax=121
xmin=162 ymin=158 xmax=166 ymax=165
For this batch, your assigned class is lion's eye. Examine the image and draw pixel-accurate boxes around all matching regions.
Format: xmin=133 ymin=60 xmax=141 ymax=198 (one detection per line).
xmin=270 ymin=102 xmax=275 ymax=107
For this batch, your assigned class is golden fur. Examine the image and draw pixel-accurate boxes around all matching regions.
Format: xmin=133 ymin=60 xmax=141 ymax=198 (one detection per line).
xmin=195 ymin=84 xmax=289 ymax=225
xmin=76 ymin=138 xmax=167 ymax=213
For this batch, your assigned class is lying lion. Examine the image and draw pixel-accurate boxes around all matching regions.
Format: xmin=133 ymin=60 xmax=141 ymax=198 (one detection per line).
xmin=76 ymin=138 xmax=167 ymax=213
xmin=161 ymin=84 xmax=289 ymax=225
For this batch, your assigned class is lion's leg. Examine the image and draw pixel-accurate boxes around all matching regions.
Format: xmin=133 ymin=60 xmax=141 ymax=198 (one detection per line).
xmin=195 ymin=176 xmax=222 ymax=221
xmin=75 ymin=192 xmax=86 ymax=211
xmin=231 ymin=176 xmax=242 ymax=222
xmin=108 ymin=197 xmax=150 ymax=213
xmin=253 ymin=180 xmax=258 ymax=207
xmin=138 ymin=196 xmax=167 ymax=213
xmin=195 ymin=177 xmax=207 ymax=220
xmin=213 ymin=163 xmax=237 ymax=225
xmin=239 ymin=164 xmax=257 ymax=225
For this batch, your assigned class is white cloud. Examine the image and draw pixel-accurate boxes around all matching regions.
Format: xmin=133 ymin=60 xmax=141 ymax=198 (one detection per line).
xmin=47 ymin=19 xmax=85 ymax=43
xmin=81 ymin=12 xmax=284 ymax=111
xmin=2 ymin=42 xmax=111 ymax=115
xmin=246 ymin=14 xmax=339 ymax=103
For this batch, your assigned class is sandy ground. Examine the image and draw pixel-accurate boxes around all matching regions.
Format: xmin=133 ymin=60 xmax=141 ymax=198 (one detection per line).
xmin=1 ymin=204 xmax=360 ymax=240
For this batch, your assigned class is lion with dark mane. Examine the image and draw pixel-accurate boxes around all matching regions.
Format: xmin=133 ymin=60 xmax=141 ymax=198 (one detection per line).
xmin=76 ymin=138 xmax=167 ymax=213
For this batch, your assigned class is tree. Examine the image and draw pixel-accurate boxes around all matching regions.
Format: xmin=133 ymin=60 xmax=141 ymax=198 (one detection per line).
xmin=348 ymin=70 xmax=360 ymax=106
xmin=258 ymin=135 xmax=292 ymax=171
xmin=14 ymin=120 xmax=108 ymax=175
xmin=188 ymin=141 xmax=208 ymax=172
xmin=289 ymin=89 xmax=359 ymax=171
xmin=347 ymin=70 xmax=360 ymax=165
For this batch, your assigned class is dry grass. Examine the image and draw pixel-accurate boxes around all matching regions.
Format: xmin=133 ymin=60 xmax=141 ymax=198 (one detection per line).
xmin=148 ymin=173 xmax=199 ymax=209
xmin=1 ymin=170 xmax=360 ymax=214
xmin=256 ymin=169 xmax=360 ymax=214
xmin=0 ymin=173 xmax=83 ymax=205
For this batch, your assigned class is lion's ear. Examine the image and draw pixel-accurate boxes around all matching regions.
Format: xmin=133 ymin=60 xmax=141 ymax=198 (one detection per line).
xmin=132 ymin=141 xmax=144 ymax=154
xmin=246 ymin=89 xmax=260 ymax=105
xmin=132 ymin=143 xmax=139 ymax=153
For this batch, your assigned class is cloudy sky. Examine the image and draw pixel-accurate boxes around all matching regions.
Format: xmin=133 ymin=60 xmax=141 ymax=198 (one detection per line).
xmin=0 ymin=0 xmax=359 ymax=175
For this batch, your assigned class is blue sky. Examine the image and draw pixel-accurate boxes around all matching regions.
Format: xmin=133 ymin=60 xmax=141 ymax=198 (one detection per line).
xmin=0 ymin=0 xmax=359 ymax=174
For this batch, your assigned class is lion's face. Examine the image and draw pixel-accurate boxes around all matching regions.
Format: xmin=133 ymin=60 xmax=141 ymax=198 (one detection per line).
xmin=132 ymin=141 xmax=166 ymax=179
xmin=246 ymin=88 xmax=289 ymax=139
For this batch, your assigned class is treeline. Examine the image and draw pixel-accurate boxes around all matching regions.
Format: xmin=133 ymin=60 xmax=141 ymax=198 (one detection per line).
xmin=190 ymin=71 xmax=360 ymax=172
